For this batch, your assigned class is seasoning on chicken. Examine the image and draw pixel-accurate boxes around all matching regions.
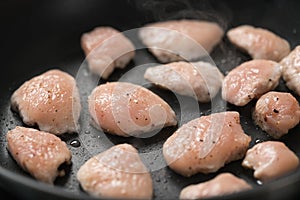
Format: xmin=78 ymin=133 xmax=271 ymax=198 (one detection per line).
xmin=88 ymin=82 xmax=177 ymax=137
xmin=179 ymin=173 xmax=252 ymax=199
xmin=77 ymin=144 xmax=153 ymax=199
xmin=242 ymin=141 xmax=299 ymax=182
xmin=6 ymin=126 xmax=72 ymax=184
xmin=227 ymin=25 xmax=290 ymax=62
xmin=222 ymin=59 xmax=281 ymax=106
xmin=81 ymin=27 xmax=135 ymax=79
xmin=139 ymin=19 xmax=224 ymax=63
xmin=280 ymin=45 xmax=300 ymax=96
xmin=253 ymin=91 xmax=300 ymax=139
xmin=144 ymin=61 xmax=224 ymax=103
xmin=11 ymin=69 xmax=81 ymax=135
xmin=163 ymin=111 xmax=251 ymax=177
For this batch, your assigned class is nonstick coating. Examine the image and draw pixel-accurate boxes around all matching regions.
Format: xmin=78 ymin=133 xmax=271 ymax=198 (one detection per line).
xmin=1 ymin=0 xmax=300 ymax=199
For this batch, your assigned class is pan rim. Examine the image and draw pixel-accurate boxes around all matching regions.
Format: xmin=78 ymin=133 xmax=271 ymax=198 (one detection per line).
xmin=0 ymin=166 xmax=90 ymax=200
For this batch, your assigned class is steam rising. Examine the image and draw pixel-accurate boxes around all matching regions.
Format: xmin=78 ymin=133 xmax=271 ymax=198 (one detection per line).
xmin=132 ymin=0 xmax=231 ymax=29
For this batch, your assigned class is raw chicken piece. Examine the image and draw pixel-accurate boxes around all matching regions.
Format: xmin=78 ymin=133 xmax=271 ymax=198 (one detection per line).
xmin=139 ymin=19 xmax=224 ymax=63
xmin=6 ymin=126 xmax=72 ymax=184
xmin=253 ymin=91 xmax=300 ymax=139
xmin=242 ymin=141 xmax=299 ymax=182
xmin=180 ymin=173 xmax=252 ymax=199
xmin=11 ymin=69 xmax=81 ymax=135
xmin=280 ymin=45 xmax=300 ymax=96
xmin=144 ymin=61 xmax=224 ymax=103
xmin=163 ymin=111 xmax=251 ymax=177
xmin=81 ymin=27 xmax=135 ymax=79
xmin=88 ymin=82 xmax=177 ymax=137
xmin=227 ymin=25 xmax=290 ymax=62
xmin=222 ymin=59 xmax=281 ymax=106
xmin=77 ymin=144 xmax=153 ymax=199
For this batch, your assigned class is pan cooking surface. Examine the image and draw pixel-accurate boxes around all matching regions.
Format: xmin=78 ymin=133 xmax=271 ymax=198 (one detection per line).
xmin=1 ymin=37 xmax=300 ymax=200
xmin=1 ymin=0 xmax=300 ymax=199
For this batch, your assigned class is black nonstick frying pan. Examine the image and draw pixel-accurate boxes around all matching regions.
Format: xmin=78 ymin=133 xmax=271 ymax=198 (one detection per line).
xmin=1 ymin=0 xmax=300 ymax=199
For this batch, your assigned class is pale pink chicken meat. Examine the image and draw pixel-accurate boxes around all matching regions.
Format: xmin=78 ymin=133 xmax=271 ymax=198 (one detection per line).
xmin=77 ymin=144 xmax=153 ymax=199
xmin=163 ymin=111 xmax=251 ymax=177
xmin=227 ymin=25 xmax=290 ymax=62
xmin=253 ymin=91 xmax=300 ymax=139
xmin=11 ymin=69 xmax=81 ymax=135
xmin=180 ymin=173 xmax=252 ymax=199
xmin=81 ymin=27 xmax=135 ymax=79
xmin=222 ymin=59 xmax=281 ymax=106
xmin=88 ymin=82 xmax=177 ymax=137
xmin=242 ymin=141 xmax=299 ymax=182
xmin=139 ymin=19 xmax=224 ymax=63
xmin=6 ymin=126 xmax=72 ymax=184
xmin=280 ymin=45 xmax=300 ymax=96
xmin=144 ymin=61 xmax=224 ymax=102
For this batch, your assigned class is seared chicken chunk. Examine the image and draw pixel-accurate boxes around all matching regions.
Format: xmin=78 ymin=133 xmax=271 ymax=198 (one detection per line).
xmin=222 ymin=60 xmax=281 ymax=106
xmin=11 ymin=69 xmax=81 ymax=135
xmin=88 ymin=82 xmax=177 ymax=137
xmin=180 ymin=173 xmax=252 ymax=199
xmin=253 ymin=91 xmax=300 ymax=139
xmin=280 ymin=45 xmax=300 ymax=96
xmin=227 ymin=25 xmax=290 ymax=61
xmin=139 ymin=19 xmax=224 ymax=63
xmin=163 ymin=111 xmax=251 ymax=177
xmin=242 ymin=141 xmax=299 ymax=182
xmin=144 ymin=61 xmax=224 ymax=102
xmin=81 ymin=27 xmax=135 ymax=79
xmin=6 ymin=126 xmax=72 ymax=184
xmin=77 ymin=144 xmax=153 ymax=199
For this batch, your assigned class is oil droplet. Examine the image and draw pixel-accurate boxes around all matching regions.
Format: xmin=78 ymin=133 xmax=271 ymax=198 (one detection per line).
xmin=70 ymin=139 xmax=81 ymax=148
xmin=84 ymin=130 xmax=90 ymax=134
xmin=257 ymin=180 xmax=263 ymax=185
xmin=255 ymin=139 xmax=263 ymax=144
